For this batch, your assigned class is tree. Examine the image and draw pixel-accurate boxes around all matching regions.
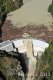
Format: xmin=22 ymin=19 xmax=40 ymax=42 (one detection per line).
xmin=34 ymin=40 xmax=53 ymax=80
xmin=0 ymin=50 xmax=20 ymax=80
xmin=0 ymin=0 xmax=23 ymax=24
xmin=48 ymin=0 xmax=53 ymax=26
xmin=0 ymin=0 xmax=7 ymax=23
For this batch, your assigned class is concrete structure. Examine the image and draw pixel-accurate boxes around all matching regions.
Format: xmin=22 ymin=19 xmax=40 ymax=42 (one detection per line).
xmin=0 ymin=39 xmax=49 ymax=56
xmin=0 ymin=40 xmax=14 ymax=52
xmin=0 ymin=38 xmax=49 ymax=80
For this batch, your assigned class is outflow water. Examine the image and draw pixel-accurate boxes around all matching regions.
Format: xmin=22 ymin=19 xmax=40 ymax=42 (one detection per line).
xmin=26 ymin=58 xmax=37 ymax=80
xmin=7 ymin=0 xmax=52 ymax=27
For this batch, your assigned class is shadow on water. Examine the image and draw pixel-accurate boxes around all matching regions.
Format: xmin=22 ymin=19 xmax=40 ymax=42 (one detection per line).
xmin=0 ymin=71 xmax=6 ymax=80
xmin=0 ymin=12 xmax=7 ymax=42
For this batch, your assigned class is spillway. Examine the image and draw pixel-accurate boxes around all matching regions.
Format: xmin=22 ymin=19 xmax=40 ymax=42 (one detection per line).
xmin=0 ymin=38 xmax=49 ymax=80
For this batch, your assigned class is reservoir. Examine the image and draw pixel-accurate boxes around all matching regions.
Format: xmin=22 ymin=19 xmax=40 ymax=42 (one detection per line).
xmin=7 ymin=0 xmax=52 ymax=27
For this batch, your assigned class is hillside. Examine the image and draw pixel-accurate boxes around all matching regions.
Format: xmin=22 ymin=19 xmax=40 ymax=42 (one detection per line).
xmin=0 ymin=0 xmax=23 ymax=23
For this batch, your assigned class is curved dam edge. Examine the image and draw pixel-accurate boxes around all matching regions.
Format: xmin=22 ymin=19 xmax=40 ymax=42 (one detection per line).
xmin=0 ymin=38 xmax=49 ymax=53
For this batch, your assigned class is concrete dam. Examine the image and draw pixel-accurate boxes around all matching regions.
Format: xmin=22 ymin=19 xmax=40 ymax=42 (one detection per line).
xmin=0 ymin=34 xmax=49 ymax=80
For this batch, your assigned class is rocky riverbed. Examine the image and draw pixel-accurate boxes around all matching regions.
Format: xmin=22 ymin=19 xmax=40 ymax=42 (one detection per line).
xmin=1 ymin=21 xmax=53 ymax=42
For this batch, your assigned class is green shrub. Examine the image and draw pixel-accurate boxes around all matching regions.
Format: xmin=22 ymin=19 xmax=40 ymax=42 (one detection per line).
xmin=34 ymin=40 xmax=53 ymax=80
xmin=0 ymin=0 xmax=23 ymax=23
xmin=48 ymin=1 xmax=53 ymax=16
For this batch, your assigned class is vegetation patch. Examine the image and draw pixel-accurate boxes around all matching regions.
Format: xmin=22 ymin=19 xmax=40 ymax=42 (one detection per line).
xmin=0 ymin=50 xmax=22 ymax=80
xmin=0 ymin=0 xmax=23 ymax=24
xmin=35 ymin=40 xmax=53 ymax=80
